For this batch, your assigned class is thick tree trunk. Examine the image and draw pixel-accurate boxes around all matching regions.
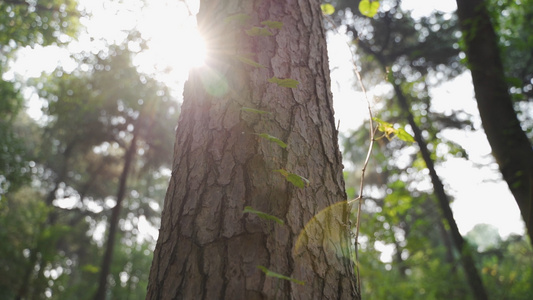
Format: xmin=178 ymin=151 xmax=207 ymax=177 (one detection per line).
xmin=146 ymin=0 xmax=358 ymax=299
xmin=456 ymin=0 xmax=533 ymax=245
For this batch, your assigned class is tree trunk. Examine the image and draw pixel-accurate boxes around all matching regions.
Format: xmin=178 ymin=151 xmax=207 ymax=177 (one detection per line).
xmin=355 ymin=34 xmax=489 ymax=298
xmin=146 ymin=0 xmax=358 ymax=299
xmin=455 ymin=0 xmax=533 ymax=245
xmin=94 ymin=130 xmax=138 ymax=300
xmin=391 ymin=83 xmax=489 ymax=300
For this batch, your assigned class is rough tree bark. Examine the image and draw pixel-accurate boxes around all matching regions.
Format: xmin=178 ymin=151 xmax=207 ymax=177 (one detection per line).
xmin=455 ymin=0 xmax=533 ymax=245
xmin=146 ymin=0 xmax=358 ymax=299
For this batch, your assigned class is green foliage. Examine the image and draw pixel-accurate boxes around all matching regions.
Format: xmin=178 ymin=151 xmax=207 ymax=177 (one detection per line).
xmin=243 ymin=206 xmax=284 ymax=225
xmin=268 ymin=77 xmax=300 ymax=88
xmin=261 ymin=20 xmax=283 ymax=29
xmin=0 ymin=0 xmax=79 ymax=50
xmin=320 ymin=3 xmax=335 ymax=16
xmin=0 ymin=0 xmax=81 ymax=195
xmin=373 ymin=118 xmax=414 ymax=142
xmin=487 ymin=0 xmax=533 ymax=140
xmin=257 ymin=265 xmax=305 ymax=285
xmin=358 ymin=0 xmax=380 ymax=18
xmin=0 ymin=36 xmax=177 ymax=298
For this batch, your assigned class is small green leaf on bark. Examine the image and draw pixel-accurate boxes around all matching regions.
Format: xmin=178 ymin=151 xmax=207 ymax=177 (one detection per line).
xmin=245 ymin=27 xmax=273 ymax=36
xmin=274 ymin=169 xmax=310 ymax=188
xmin=257 ymin=266 xmax=305 ymax=285
xmin=233 ymin=55 xmax=266 ymax=68
xmin=256 ymin=133 xmax=287 ymax=148
xmin=268 ymin=77 xmax=300 ymax=88
xmin=224 ymin=13 xmax=251 ymax=24
xmin=243 ymin=207 xmax=284 ymax=224
xmin=261 ymin=20 xmax=283 ymax=29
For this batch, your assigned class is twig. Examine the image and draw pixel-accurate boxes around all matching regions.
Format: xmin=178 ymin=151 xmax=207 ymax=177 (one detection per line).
xmin=324 ymin=13 xmax=376 ymax=296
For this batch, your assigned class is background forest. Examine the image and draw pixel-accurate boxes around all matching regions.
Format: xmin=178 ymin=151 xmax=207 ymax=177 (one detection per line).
xmin=1 ymin=0 xmax=532 ymax=299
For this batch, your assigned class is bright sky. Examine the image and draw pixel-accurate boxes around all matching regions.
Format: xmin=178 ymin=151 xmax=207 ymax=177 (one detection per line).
xmin=7 ymin=0 xmax=524 ymax=241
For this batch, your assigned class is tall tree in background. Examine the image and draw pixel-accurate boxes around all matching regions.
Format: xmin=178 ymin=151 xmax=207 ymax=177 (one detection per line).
xmin=455 ymin=0 xmax=533 ymax=245
xmin=146 ymin=0 xmax=358 ymax=299
xmin=330 ymin=2 xmax=488 ymax=298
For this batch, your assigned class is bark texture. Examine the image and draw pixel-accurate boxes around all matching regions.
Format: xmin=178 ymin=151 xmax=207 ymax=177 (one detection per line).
xmin=146 ymin=0 xmax=358 ymax=299
xmin=455 ymin=0 xmax=533 ymax=244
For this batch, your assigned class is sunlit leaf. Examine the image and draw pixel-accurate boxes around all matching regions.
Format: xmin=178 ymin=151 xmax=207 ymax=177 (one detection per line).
xmin=246 ymin=27 xmax=273 ymax=36
xmin=373 ymin=117 xmax=395 ymax=140
xmin=274 ymin=168 xmax=289 ymax=177
xmin=396 ymin=128 xmax=415 ymax=143
xmin=274 ymin=169 xmax=309 ymax=188
xmin=224 ymin=13 xmax=251 ymax=24
xmin=81 ymin=264 xmax=100 ymax=273
xmin=233 ymin=55 xmax=266 ymax=68
xmin=257 ymin=133 xmax=287 ymax=148
xmin=287 ymin=173 xmax=310 ymax=188
xmin=373 ymin=117 xmax=413 ymax=142
xmin=241 ymin=107 xmax=271 ymax=115
xmin=359 ymin=0 xmax=380 ymax=18
xmin=320 ymin=4 xmax=335 ymax=15
xmin=257 ymin=265 xmax=305 ymax=285
xmin=268 ymin=77 xmax=300 ymax=88
xmin=243 ymin=206 xmax=284 ymax=224
xmin=261 ymin=20 xmax=283 ymax=29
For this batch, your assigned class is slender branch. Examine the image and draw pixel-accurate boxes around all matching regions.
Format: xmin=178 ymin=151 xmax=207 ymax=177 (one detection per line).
xmin=324 ymin=14 xmax=377 ymax=295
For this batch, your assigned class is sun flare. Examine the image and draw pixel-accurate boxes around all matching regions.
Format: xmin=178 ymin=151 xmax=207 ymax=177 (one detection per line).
xmin=134 ymin=1 xmax=206 ymax=79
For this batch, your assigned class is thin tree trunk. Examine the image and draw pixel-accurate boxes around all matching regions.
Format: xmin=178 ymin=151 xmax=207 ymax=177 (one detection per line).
xmin=355 ymin=35 xmax=489 ymax=298
xmin=455 ymin=0 xmax=533 ymax=246
xmin=16 ymin=141 xmax=76 ymax=299
xmin=391 ymin=82 xmax=489 ymax=300
xmin=94 ymin=131 xmax=138 ymax=300
xmin=146 ymin=1 xmax=358 ymax=299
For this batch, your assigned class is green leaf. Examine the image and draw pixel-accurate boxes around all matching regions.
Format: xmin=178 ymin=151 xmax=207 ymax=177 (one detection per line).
xmin=245 ymin=27 xmax=273 ymax=36
xmin=243 ymin=207 xmax=284 ymax=224
xmin=359 ymin=0 xmax=380 ymax=18
xmin=320 ymin=4 xmax=335 ymax=15
xmin=373 ymin=117 xmax=395 ymax=140
xmin=224 ymin=13 xmax=251 ymax=24
xmin=373 ymin=117 xmax=413 ymax=142
xmin=81 ymin=264 xmax=100 ymax=274
xmin=257 ymin=266 xmax=305 ymax=285
xmin=233 ymin=55 xmax=266 ymax=68
xmin=396 ymin=128 xmax=415 ymax=143
xmin=241 ymin=107 xmax=271 ymax=115
xmin=268 ymin=77 xmax=300 ymax=88
xmin=287 ymin=173 xmax=310 ymax=188
xmin=274 ymin=169 xmax=310 ymax=188
xmin=257 ymin=133 xmax=287 ymax=148
xmin=261 ymin=20 xmax=283 ymax=29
